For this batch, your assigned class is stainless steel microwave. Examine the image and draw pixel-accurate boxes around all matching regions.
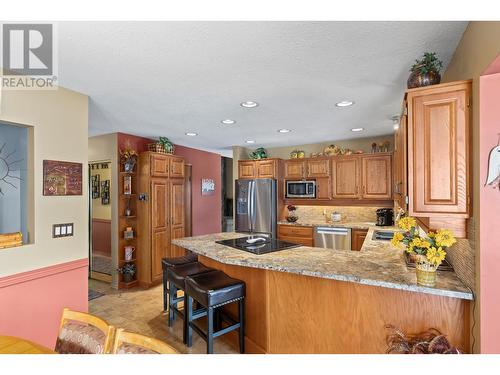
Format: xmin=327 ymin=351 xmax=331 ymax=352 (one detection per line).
xmin=285 ymin=180 xmax=316 ymax=198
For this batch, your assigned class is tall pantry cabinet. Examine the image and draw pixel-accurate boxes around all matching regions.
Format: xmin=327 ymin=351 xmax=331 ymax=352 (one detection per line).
xmin=137 ymin=152 xmax=186 ymax=287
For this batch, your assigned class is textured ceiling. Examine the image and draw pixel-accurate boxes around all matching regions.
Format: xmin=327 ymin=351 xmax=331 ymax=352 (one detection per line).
xmin=57 ymin=21 xmax=468 ymax=156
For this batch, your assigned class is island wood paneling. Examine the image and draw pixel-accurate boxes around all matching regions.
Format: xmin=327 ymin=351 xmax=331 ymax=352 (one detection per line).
xmin=198 ymin=256 xmax=470 ymax=354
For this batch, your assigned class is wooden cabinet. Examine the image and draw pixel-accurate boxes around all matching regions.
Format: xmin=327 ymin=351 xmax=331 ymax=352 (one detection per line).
xmin=331 ymin=154 xmax=392 ymax=201
xmin=307 ymin=158 xmax=330 ymax=178
xmin=150 ymin=154 xmax=169 ymax=177
xmin=351 ymin=229 xmax=368 ymax=251
xmin=315 ymin=177 xmax=331 ymax=200
xmin=238 ymin=159 xmax=282 ymax=179
xmin=170 ymin=157 xmax=185 ymax=178
xmin=393 ymin=108 xmax=408 ymax=210
xmin=331 ymin=156 xmax=359 ymax=199
xmin=278 ymin=224 xmax=314 ymax=247
xmin=257 ymin=159 xmax=278 ymax=178
xmin=360 ymin=155 xmax=392 ymax=200
xmin=406 ymin=81 xmax=471 ymax=237
xmin=137 ymin=152 xmax=186 ymax=287
xmin=284 ymin=160 xmax=307 ymax=179
xmin=238 ymin=160 xmax=256 ymax=179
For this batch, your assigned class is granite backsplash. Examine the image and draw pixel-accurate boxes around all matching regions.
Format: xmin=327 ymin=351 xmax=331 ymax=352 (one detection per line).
xmin=283 ymin=205 xmax=379 ymax=223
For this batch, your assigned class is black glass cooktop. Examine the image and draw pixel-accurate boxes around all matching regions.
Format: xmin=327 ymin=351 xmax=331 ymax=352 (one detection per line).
xmin=216 ymin=236 xmax=301 ymax=255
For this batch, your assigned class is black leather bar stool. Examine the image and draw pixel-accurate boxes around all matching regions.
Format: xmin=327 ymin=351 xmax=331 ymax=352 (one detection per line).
xmin=161 ymin=252 xmax=198 ymax=311
xmin=166 ymin=262 xmax=215 ymax=343
xmin=185 ymin=270 xmax=246 ymax=354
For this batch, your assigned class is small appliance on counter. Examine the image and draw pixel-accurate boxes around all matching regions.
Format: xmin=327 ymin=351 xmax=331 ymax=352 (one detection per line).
xmin=376 ymin=208 xmax=394 ymax=226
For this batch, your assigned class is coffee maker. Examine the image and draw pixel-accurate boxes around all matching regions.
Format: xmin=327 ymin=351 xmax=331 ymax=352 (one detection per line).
xmin=376 ymin=208 xmax=394 ymax=226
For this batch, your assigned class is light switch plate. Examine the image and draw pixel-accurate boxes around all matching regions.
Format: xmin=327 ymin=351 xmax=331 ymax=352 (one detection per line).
xmin=53 ymin=223 xmax=74 ymax=238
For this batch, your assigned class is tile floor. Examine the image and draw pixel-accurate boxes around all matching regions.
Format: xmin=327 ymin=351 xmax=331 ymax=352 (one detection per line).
xmin=88 ymin=279 xmax=237 ymax=354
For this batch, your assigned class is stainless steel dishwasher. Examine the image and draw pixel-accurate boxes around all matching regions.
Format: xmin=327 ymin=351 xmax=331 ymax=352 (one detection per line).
xmin=314 ymin=227 xmax=351 ymax=250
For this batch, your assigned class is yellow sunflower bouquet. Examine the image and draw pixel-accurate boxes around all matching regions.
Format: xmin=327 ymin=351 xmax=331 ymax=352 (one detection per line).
xmin=391 ymin=216 xmax=456 ymax=286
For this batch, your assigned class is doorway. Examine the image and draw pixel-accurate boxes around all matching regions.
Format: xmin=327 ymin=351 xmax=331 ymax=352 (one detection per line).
xmin=89 ymin=160 xmax=112 ymax=283
xmin=221 ymin=157 xmax=233 ymax=232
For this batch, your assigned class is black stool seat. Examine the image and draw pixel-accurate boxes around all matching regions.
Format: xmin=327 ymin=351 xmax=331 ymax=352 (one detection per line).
xmin=162 ymin=253 xmax=198 ymax=270
xmin=167 ymin=262 xmax=215 ymax=290
xmin=161 ymin=253 xmax=198 ymax=311
xmin=185 ymin=270 xmax=245 ymax=307
xmin=185 ymin=270 xmax=246 ymax=354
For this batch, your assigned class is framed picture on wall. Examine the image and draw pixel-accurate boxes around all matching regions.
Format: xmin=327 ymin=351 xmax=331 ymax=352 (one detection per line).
xmin=91 ymin=174 xmax=100 ymax=199
xmin=101 ymin=180 xmax=110 ymax=204
xmin=201 ymin=178 xmax=215 ymax=196
xmin=123 ymin=175 xmax=132 ymax=195
xmin=43 ymin=160 xmax=83 ymax=196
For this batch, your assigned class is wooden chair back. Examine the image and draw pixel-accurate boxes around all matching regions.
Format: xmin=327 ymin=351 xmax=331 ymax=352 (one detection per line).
xmin=112 ymin=328 xmax=178 ymax=354
xmin=57 ymin=308 xmax=115 ymax=354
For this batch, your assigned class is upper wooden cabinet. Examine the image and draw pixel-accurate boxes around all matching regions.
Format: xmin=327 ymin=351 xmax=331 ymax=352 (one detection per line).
xmin=393 ymin=107 xmax=408 ymax=210
xmin=407 ymin=81 xmax=471 ymax=219
xmin=238 ymin=160 xmax=256 ymax=179
xmin=331 ymin=154 xmax=392 ymax=201
xmin=170 ymin=157 xmax=185 ymax=179
xmin=307 ymin=158 xmax=331 ymax=178
xmin=238 ymin=159 xmax=281 ymax=179
xmin=331 ymin=156 xmax=359 ymax=199
xmin=360 ymin=155 xmax=392 ymax=200
xmin=284 ymin=159 xmax=307 ymax=179
xmin=150 ymin=154 xmax=169 ymax=177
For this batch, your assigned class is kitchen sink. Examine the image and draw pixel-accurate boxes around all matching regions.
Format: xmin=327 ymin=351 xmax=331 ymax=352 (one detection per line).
xmin=372 ymin=230 xmax=396 ymax=241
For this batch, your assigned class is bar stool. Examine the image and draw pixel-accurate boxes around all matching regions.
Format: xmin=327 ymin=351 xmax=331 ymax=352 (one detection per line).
xmin=185 ymin=270 xmax=246 ymax=354
xmin=166 ymin=262 xmax=215 ymax=343
xmin=161 ymin=253 xmax=198 ymax=311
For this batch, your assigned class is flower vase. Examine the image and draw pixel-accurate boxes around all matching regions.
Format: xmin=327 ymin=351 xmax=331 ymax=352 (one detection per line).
xmin=415 ymin=255 xmax=437 ymax=287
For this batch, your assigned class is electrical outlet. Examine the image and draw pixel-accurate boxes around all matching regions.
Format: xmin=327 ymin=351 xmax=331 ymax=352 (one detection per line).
xmin=53 ymin=223 xmax=74 ymax=238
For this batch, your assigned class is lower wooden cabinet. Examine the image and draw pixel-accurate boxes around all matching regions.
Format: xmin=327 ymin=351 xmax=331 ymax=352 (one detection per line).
xmin=351 ymin=229 xmax=368 ymax=251
xmin=278 ymin=224 xmax=314 ymax=247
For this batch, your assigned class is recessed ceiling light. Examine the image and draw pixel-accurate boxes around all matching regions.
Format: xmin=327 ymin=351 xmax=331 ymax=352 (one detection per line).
xmin=185 ymin=132 xmax=198 ymax=136
xmin=245 ymin=140 xmax=256 ymax=144
xmin=277 ymin=129 xmax=292 ymax=133
xmin=351 ymin=127 xmax=364 ymax=132
xmin=221 ymin=119 xmax=236 ymax=125
xmin=336 ymin=100 xmax=355 ymax=107
xmin=241 ymin=101 xmax=259 ymax=108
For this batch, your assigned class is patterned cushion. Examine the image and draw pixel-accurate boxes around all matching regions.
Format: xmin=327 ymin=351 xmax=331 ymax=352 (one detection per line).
xmin=116 ymin=342 xmax=158 ymax=354
xmin=55 ymin=320 xmax=106 ymax=354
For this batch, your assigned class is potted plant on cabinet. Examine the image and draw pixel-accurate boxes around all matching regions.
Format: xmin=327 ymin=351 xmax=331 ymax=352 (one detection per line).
xmin=117 ymin=263 xmax=137 ymax=283
xmin=391 ymin=216 xmax=456 ymax=287
xmin=407 ymin=52 xmax=443 ymax=89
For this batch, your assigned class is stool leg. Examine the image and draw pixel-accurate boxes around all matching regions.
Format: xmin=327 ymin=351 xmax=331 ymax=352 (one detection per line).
xmin=162 ymin=269 xmax=168 ymax=312
xmin=207 ymin=306 xmax=214 ymax=354
xmin=239 ymin=298 xmax=245 ymax=354
xmin=186 ymin=295 xmax=193 ymax=347
xmin=168 ymin=283 xmax=177 ymax=327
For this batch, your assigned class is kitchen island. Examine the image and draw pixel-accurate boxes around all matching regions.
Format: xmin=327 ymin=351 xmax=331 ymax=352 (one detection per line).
xmin=172 ymin=229 xmax=472 ymax=354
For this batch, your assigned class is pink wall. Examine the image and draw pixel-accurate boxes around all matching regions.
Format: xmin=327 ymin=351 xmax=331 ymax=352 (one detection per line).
xmin=175 ymin=145 xmax=222 ymax=235
xmin=0 ymin=259 xmax=88 ymax=349
xmin=117 ymin=132 xmax=152 ymax=154
xmin=479 ymin=68 xmax=500 ymax=353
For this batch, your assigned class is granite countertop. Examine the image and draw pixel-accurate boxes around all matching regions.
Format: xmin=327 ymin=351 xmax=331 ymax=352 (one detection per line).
xmin=172 ymin=228 xmax=473 ymax=301
xmin=277 ymin=220 xmax=383 ymax=230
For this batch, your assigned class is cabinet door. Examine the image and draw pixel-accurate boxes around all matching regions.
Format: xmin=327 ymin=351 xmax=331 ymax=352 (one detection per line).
xmin=284 ymin=160 xmax=306 ymax=179
xmin=257 ymin=160 xmax=277 ymax=178
xmin=351 ymin=229 xmax=368 ymax=251
xmin=394 ymin=112 xmax=408 ymax=209
xmin=238 ymin=161 xmax=256 ymax=179
xmin=171 ymin=226 xmax=186 ymax=257
xmin=170 ymin=157 xmax=185 ymax=178
xmin=331 ymin=157 xmax=359 ymax=199
xmin=361 ymin=155 xmax=392 ymax=200
xmin=150 ymin=154 xmax=169 ymax=177
xmin=307 ymin=158 xmax=330 ymax=178
xmin=152 ymin=230 xmax=169 ymax=281
xmin=315 ymin=177 xmax=331 ymax=200
xmin=170 ymin=179 xmax=185 ymax=227
xmin=408 ymin=84 xmax=470 ymax=216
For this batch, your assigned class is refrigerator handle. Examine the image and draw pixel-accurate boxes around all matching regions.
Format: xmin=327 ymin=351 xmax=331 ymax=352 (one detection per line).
xmin=247 ymin=180 xmax=253 ymax=233
xmin=250 ymin=180 xmax=256 ymax=233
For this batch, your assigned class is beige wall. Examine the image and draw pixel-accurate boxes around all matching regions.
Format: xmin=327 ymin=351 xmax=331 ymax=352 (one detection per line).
xmin=90 ymin=164 xmax=112 ymax=220
xmin=0 ymin=86 xmax=89 ymax=277
xmin=88 ymin=133 xmax=119 ymax=287
xmin=261 ymin=135 xmax=393 ymax=159
xmin=442 ymin=21 xmax=500 ymax=353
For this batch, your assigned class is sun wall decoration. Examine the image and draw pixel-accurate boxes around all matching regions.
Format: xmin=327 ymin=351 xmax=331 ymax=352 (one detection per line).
xmin=0 ymin=142 xmax=23 ymax=195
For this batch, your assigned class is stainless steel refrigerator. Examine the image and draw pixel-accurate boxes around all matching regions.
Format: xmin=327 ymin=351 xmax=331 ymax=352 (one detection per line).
xmin=235 ymin=179 xmax=277 ymax=238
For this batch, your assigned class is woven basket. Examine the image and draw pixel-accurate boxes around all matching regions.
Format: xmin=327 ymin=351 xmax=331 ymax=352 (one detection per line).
xmin=148 ymin=143 xmax=174 ymax=155
xmin=0 ymin=232 xmax=23 ymax=249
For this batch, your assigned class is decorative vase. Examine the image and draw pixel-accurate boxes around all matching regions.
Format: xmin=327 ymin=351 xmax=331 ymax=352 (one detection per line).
xmin=124 ymin=158 xmax=136 ymax=172
xmin=123 ymin=273 xmax=134 ymax=283
xmin=407 ymin=69 xmax=441 ymax=89
xmin=286 ymin=215 xmax=298 ymax=223
xmin=415 ymin=255 xmax=437 ymax=287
